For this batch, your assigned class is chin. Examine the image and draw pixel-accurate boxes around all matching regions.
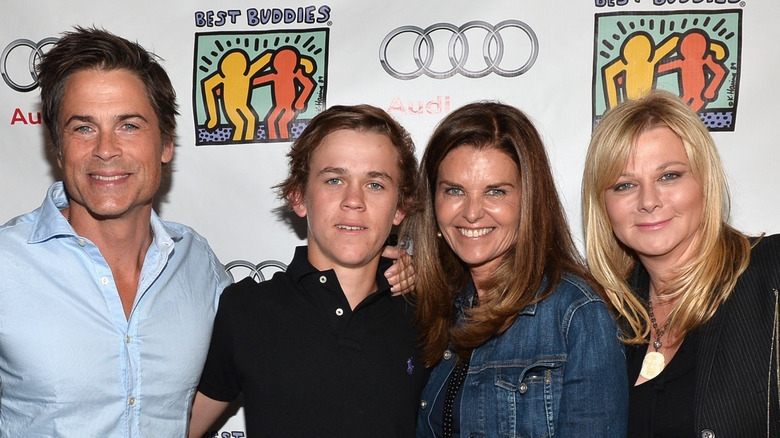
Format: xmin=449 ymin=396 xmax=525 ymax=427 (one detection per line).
xmin=337 ymin=258 xmax=375 ymax=269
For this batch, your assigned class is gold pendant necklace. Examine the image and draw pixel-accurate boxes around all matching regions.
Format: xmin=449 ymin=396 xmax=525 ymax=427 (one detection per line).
xmin=640 ymin=299 xmax=670 ymax=380
xmin=640 ymin=351 xmax=665 ymax=380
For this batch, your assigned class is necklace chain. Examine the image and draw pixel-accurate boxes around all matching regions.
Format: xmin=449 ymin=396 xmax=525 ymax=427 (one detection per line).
xmin=647 ymin=299 xmax=670 ymax=351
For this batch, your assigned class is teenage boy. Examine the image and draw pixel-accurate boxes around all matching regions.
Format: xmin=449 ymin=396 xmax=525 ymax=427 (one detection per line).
xmin=189 ymin=105 xmax=427 ymax=437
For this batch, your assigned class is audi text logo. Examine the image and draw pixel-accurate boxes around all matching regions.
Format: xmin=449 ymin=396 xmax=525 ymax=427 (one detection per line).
xmin=379 ymin=20 xmax=539 ymax=80
xmin=1 ymin=37 xmax=58 ymax=92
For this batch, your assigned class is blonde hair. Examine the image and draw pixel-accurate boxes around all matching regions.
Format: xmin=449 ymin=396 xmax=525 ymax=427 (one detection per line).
xmin=582 ymin=89 xmax=752 ymax=344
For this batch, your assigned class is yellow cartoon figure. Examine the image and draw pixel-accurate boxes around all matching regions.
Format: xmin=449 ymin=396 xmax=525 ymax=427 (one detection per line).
xmin=202 ymin=50 xmax=272 ymax=141
xmin=602 ymin=32 xmax=679 ymax=109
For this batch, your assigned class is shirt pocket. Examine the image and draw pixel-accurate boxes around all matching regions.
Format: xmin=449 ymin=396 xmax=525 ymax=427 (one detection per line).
xmin=493 ymin=361 xmax=563 ymax=438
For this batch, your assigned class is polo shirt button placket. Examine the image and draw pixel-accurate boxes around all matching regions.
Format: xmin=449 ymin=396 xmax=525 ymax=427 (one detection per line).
xmin=700 ymin=429 xmax=715 ymax=438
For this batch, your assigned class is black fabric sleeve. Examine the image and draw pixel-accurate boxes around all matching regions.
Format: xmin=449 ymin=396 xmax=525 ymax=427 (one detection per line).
xmin=197 ymin=285 xmax=241 ymax=402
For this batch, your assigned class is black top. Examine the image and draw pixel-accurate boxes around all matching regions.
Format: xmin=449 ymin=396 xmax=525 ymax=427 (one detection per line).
xmin=625 ymin=234 xmax=780 ymax=437
xmin=198 ymin=246 xmax=429 ymax=437
xmin=429 ymin=282 xmax=479 ymax=438
xmin=626 ymin=331 xmax=698 ymax=437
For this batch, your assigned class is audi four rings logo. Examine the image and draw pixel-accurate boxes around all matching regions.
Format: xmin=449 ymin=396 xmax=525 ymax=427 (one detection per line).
xmin=1 ymin=37 xmax=58 ymax=92
xmin=379 ymin=20 xmax=539 ymax=80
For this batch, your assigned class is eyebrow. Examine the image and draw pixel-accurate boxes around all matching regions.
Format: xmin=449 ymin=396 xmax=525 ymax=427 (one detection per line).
xmin=63 ymin=113 xmax=149 ymax=126
xmin=318 ymin=167 xmax=394 ymax=181
xmin=619 ymin=161 xmax=688 ymax=178
xmin=438 ymin=178 xmax=516 ymax=188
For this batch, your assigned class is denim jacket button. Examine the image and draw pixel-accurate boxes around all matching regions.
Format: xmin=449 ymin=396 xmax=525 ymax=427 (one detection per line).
xmin=420 ymin=399 xmax=428 ymax=410
xmin=700 ymin=429 xmax=715 ymax=438
xmin=443 ymin=350 xmax=452 ymax=360
xmin=518 ymin=382 xmax=528 ymax=394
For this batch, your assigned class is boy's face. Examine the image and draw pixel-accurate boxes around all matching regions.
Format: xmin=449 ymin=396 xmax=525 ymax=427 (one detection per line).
xmin=292 ymin=129 xmax=405 ymax=272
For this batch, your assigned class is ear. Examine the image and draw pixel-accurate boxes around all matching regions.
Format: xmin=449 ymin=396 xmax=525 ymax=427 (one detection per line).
xmin=392 ymin=208 xmax=406 ymax=226
xmin=290 ymin=189 xmax=307 ymax=218
xmin=161 ymin=139 xmax=174 ymax=164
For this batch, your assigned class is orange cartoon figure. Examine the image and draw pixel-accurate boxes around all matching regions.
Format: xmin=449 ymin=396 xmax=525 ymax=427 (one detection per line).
xmin=202 ymin=50 xmax=272 ymax=141
xmin=602 ymin=32 xmax=680 ymax=109
xmin=657 ymin=30 xmax=728 ymax=112
xmin=252 ymin=47 xmax=316 ymax=140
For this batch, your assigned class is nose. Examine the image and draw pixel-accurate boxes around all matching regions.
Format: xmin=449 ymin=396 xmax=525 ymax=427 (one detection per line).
xmin=341 ymin=184 xmax=366 ymax=211
xmin=638 ymin=185 xmax=661 ymax=213
xmin=93 ymin=130 xmax=122 ymax=160
xmin=463 ymin=195 xmax=484 ymax=223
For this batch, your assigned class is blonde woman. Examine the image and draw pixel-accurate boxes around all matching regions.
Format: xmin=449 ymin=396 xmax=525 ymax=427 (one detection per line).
xmin=583 ymin=89 xmax=780 ymax=437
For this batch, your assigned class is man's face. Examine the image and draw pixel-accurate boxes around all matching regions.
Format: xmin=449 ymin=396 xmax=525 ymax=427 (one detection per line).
xmin=58 ymin=68 xmax=173 ymax=221
xmin=292 ymin=129 xmax=405 ymax=271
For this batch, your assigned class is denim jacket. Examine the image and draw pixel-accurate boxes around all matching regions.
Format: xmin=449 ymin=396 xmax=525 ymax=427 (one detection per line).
xmin=417 ymin=274 xmax=628 ymax=438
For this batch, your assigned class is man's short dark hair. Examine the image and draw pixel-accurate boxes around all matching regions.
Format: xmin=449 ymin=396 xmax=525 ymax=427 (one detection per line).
xmin=37 ymin=26 xmax=179 ymax=156
xmin=275 ymin=105 xmax=419 ymax=215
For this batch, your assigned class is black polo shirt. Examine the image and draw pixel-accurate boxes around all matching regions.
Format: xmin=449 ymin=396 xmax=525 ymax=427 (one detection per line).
xmin=198 ymin=246 xmax=429 ymax=437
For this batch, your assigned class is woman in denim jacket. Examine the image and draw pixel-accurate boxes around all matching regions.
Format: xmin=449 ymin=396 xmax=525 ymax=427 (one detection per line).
xmin=405 ymin=102 xmax=628 ymax=438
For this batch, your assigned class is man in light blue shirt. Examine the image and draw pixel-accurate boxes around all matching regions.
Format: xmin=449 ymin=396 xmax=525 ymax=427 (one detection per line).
xmin=0 ymin=27 xmax=231 ymax=436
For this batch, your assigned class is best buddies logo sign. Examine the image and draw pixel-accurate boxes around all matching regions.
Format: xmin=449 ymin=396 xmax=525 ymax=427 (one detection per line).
xmin=592 ymin=9 xmax=742 ymax=131
xmin=192 ymin=6 xmax=331 ymax=146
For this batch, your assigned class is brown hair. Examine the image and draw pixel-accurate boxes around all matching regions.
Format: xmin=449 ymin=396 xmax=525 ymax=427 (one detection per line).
xmin=406 ymin=101 xmax=603 ymax=366
xmin=37 ymin=26 xmax=179 ymax=156
xmin=275 ymin=104 xmax=418 ymax=215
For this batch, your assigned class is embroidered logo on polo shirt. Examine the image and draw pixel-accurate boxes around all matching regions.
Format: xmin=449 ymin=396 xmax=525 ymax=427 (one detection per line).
xmin=407 ymin=357 xmax=414 ymax=375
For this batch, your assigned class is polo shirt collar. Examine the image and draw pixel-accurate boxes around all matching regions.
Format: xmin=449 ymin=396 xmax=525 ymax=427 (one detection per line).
xmin=286 ymin=245 xmax=393 ymax=294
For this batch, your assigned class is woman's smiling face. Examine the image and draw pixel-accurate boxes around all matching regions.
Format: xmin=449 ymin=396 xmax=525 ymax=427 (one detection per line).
xmin=604 ymin=125 xmax=704 ymax=268
xmin=434 ymin=145 xmax=522 ymax=277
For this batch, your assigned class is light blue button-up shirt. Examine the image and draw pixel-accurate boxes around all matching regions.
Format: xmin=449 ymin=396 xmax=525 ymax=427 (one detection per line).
xmin=0 ymin=182 xmax=232 ymax=437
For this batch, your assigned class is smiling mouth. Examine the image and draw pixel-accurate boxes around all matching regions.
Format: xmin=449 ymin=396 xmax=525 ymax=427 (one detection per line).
xmin=337 ymin=225 xmax=366 ymax=231
xmin=91 ymin=174 xmax=129 ymax=181
xmin=636 ymin=219 xmax=671 ymax=229
xmin=458 ymin=227 xmax=494 ymax=238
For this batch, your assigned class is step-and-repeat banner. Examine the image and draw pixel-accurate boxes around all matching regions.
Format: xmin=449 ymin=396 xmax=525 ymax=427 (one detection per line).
xmin=2 ymin=1 xmax=777 ymax=435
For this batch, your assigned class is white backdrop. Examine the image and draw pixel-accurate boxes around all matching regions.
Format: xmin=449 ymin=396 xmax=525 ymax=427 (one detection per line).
xmin=1 ymin=1 xmax=777 ymax=435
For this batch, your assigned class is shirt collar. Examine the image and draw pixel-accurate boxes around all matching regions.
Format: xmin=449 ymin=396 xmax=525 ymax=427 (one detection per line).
xmin=28 ymin=181 xmax=182 ymax=245
xmin=455 ymin=278 xmax=543 ymax=316
xmin=286 ymin=245 xmax=393 ymax=294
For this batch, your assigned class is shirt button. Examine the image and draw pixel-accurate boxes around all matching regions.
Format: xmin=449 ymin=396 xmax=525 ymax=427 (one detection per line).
xmin=443 ymin=350 xmax=452 ymax=360
xmin=700 ymin=430 xmax=715 ymax=438
xmin=319 ymin=275 xmax=327 ymax=284
xmin=128 ymin=397 xmax=135 ymax=406
xmin=77 ymin=239 xmax=86 ymax=247
xmin=518 ymin=382 xmax=528 ymax=394
xmin=420 ymin=399 xmax=428 ymax=410
xmin=335 ymin=308 xmax=344 ymax=316
xmin=100 ymin=276 xmax=109 ymax=285
xmin=126 ymin=335 xmax=131 ymax=344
